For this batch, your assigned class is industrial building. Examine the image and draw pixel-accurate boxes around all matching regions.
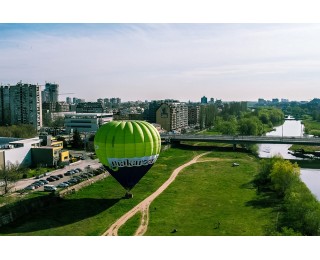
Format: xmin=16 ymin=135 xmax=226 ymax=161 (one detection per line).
xmin=64 ymin=113 xmax=113 ymax=133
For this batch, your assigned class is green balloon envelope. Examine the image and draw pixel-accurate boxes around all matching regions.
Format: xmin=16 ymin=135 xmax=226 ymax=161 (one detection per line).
xmin=94 ymin=121 xmax=161 ymax=191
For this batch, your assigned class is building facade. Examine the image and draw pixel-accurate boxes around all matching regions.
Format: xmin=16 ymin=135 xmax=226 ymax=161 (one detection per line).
xmin=201 ymin=96 xmax=208 ymax=104
xmin=42 ymin=82 xmax=59 ymax=103
xmin=0 ymin=85 xmax=10 ymax=125
xmin=76 ymin=102 xmax=104 ymax=113
xmin=0 ymin=82 xmax=42 ymax=130
xmin=188 ymin=105 xmax=200 ymax=125
xmin=0 ymin=137 xmax=41 ymax=169
xmin=64 ymin=113 xmax=113 ymax=133
xmin=156 ymin=102 xmax=188 ymax=132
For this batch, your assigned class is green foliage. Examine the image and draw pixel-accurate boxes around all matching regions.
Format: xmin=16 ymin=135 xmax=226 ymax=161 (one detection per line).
xmin=0 ymin=125 xmax=37 ymax=138
xmin=0 ymin=162 xmax=21 ymax=195
xmin=270 ymin=160 xmax=300 ymax=197
xmin=254 ymin=156 xmax=320 ymax=235
xmin=215 ymin=120 xmax=237 ymax=135
xmin=238 ymin=116 xmax=264 ymax=135
xmin=72 ymin=129 xmax=83 ymax=149
xmin=51 ymin=116 xmax=65 ymax=128
xmin=199 ymin=104 xmax=217 ymax=130
xmin=283 ymin=181 xmax=320 ymax=235
xmin=310 ymin=130 xmax=320 ymax=137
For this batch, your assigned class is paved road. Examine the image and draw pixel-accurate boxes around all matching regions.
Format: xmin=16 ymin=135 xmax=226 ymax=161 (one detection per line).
xmin=13 ymin=159 xmax=103 ymax=192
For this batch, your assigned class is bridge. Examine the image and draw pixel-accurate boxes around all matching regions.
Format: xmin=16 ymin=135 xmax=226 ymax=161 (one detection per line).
xmin=160 ymin=134 xmax=320 ymax=146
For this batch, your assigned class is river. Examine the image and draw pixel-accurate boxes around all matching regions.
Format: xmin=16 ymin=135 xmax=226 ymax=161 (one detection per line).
xmin=258 ymin=118 xmax=320 ymax=200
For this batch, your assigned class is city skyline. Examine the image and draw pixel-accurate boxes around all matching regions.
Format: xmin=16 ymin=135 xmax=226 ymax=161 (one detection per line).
xmin=1 ymin=23 xmax=320 ymax=102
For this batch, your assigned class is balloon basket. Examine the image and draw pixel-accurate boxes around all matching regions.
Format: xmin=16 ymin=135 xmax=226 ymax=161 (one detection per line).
xmin=124 ymin=192 xmax=133 ymax=199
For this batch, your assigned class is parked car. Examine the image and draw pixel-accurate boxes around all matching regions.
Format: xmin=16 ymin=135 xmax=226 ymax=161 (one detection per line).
xmin=57 ymin=183 xmax=69 ymax=188
xmin=39 ymin=179 xmax=49 ymax=184
xmin=44 ymin=185 xmax=57 ymax=192
xmin=46 ymin=177 xmax=56 ymax=182
xmin=51 ymin=176 xmax=60 ymax=180
xmin=24 ymin=185 xmax=35 ymax=190
xmin=57 ymin=174 xmax=64 ymax=179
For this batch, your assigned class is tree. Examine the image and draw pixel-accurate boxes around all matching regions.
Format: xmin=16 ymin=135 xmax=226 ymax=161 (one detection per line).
xmin=0 ymin=162 xmax=20 ymax=195
xmin=72 ymin=129 xmax=83 ymax=149
xmin=51 ymin=116 xmax=65 ymax=128
xmin=270 ymin=160 xmax=300 ymax=197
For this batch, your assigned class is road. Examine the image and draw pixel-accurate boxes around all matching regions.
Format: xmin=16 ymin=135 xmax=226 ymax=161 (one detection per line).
xmin=13 ymin=158 xmax=103 ymax=192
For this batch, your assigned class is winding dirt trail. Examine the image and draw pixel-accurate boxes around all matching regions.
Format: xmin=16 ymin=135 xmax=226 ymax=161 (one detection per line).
xmin=102 ymin=152 xmax=211 ymax=236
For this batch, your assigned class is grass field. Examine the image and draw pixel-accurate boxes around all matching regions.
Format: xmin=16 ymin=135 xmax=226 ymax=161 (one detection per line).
xmin=0 ymin=147 xmax=279 ymax=236
xmin=0 ymin=148 xmax=201 ymax=235
xmin=145 ymin=152 xmax=276 ymax=235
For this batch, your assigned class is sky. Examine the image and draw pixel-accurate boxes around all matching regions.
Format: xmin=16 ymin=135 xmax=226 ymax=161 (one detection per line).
xmin=1 ymin=23 xmax=320 ymax=103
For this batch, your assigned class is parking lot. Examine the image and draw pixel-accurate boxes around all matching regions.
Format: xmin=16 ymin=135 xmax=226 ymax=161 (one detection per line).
xmin=14 ymin=159 xmax=105 ymax=193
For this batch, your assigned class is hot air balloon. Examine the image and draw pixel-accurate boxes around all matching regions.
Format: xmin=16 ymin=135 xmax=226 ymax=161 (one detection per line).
xmin=94 ymin=120 xmax=161 ymax=198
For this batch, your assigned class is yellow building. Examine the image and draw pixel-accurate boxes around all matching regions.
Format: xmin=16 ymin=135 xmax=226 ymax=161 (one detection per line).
xmin=31 ymin=140 xmax=70 ymax=167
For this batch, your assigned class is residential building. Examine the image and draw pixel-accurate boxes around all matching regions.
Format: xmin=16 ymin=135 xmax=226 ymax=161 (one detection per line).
xmin=64 ymin=113 xmax=113 ymax=133
xmin=0 ymin=85 xmax=10 ymax=125
xmin=156 ymin=102 xmax=188 ymax=132
xmin=56 ymin=101 xmax=70 ymax=112
xmin=144 ymin=99 xmax=179 ymax=123
xmin=42 ymin=82 xmax=59 ymax=103
xmin=8 ymin=82 xmax=42 ymax=130
xmin=76 ymin=102 xmax=104 ymax=113
xmin=188 ymin=105 xmax=200 ymax=125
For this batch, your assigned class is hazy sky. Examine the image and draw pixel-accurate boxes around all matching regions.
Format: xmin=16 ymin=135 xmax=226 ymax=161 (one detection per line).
xmin=1 ymin=23 xmax=320 ymax=102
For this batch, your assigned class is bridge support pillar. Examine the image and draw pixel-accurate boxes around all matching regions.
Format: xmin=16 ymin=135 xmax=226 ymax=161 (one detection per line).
xmin=233 ymin=144 xmax=236 ymax=151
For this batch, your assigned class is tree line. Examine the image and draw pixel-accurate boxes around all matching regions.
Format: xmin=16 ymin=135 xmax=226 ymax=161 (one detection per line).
xmin=254 ymin=156 xmax=320 ymax=235
xmin=0 ymin=125 xmax=37 ymax=138
xmin=199 ymin=102 xmax=284 ymax=136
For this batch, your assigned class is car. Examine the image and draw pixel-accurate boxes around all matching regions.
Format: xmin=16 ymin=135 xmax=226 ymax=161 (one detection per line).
xmin=57 ymin=174 xmax=64 ymax=179
xmin=44 ymin=185 xmax=57 ymax=192
xmin=33 ymin=181 xmax=44 ymax=186
xmin=57 ymin=183 xmax=69 ymax=188
xmin=51 ymin=176 xmax=60 ymax=180
xmin=39 ymin=179 xmax=49 ymax=184
xmin=64 ymin=171 xmax=72 ymax=176
xmin=24 ymin=185 xmax=35 ymax=190
xmin=46 ymin=177 xmax=56 ymax=182
xmin=68 ymin=179 xmax=79 ymax=184
xmin=232 ymin=163 xmax=240 ymax=167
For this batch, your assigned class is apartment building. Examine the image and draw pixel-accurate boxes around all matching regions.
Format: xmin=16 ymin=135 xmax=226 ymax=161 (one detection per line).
xmin=156 ymin=102 xmax=188 ymax=132
xmin=0 ymin=82 xmax=42 ymax=130
xmin=188 ymin=105 xmax=200 ymax=125
xmin=76 ymin=102 xmax=104 ymax=113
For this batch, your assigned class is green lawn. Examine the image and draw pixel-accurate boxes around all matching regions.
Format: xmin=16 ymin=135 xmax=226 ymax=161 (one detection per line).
xmin=0 ymin=148 xmax=279 ymax=236
xmin=144 ymin=153 xmax=277 ymax=236
xmin=0 ymin=148 xmax=201 ymax=236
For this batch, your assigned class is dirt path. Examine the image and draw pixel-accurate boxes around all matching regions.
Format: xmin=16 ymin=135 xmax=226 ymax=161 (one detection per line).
xmin=102 ymin=152 xmax=211 ymax=236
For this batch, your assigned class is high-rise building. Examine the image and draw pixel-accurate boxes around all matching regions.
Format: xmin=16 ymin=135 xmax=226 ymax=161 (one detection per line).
xmin=7 ymin=82 xmax=42 ymax=130
xmin=188 ymin=105 xmax=200 ymax=125
xmin=66 ymin=97 xmax=72 ymax=104
xmin=0 ymin=85 xmax=11 ymax=125
xmin=201 ymin=96 xmax=208 ymax=104
xmin=156 ymin=102 xmax=188 ymax=132
xmin=42 ymin=82 xmax=59 ymax=103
